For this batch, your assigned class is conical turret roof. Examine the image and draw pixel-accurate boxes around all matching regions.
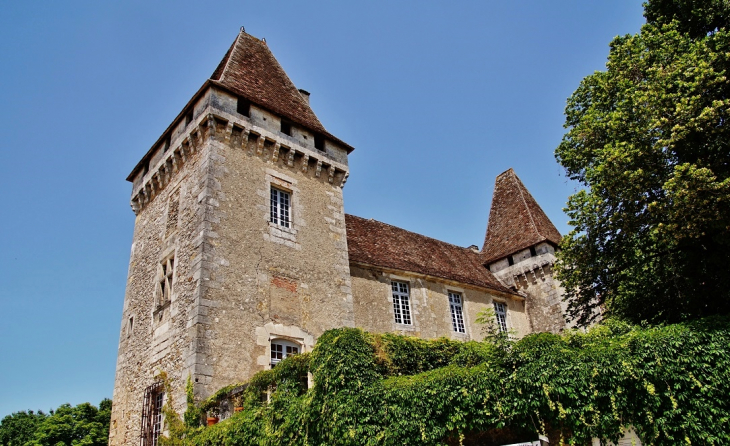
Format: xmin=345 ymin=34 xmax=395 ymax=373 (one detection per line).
xmin=210 ymin=30 xmax=353 ymax=152
xmin=482 ymin=169 xmax=561 ymax=263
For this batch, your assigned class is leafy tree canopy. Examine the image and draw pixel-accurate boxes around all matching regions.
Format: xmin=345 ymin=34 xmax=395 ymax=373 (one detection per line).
xmin=0 ymin=399 xmax=111 ymax=446
xmin=555 ymin=0 xmax=730 ymax=326
xmin=0 ymin=411 xmax=46 ymax=446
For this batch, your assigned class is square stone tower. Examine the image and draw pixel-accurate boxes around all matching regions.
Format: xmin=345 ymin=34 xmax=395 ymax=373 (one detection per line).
xmin=109 ymin=30 xmax=355 ymax=446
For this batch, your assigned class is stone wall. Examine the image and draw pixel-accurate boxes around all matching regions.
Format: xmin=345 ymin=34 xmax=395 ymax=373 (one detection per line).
xmin=111 ymin=85 xmax=354 ymax=446
xmin=489 ymin=244 xmax=567 ymax=334
xmin=350 ymin=264 xmax=531 ymax=340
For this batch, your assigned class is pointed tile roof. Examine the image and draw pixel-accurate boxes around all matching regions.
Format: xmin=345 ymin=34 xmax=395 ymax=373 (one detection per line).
xmin=481 ymin=169 xmax=562 ymax=263
xmin=210 ymin=31 xmax=353 ymax=153
xmin=346 ymin=214 xmax=513 ymax=294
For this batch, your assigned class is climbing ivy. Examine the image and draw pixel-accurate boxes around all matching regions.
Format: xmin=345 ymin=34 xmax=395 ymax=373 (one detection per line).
xmin=166 ymin=317 xmax=730 ymax=445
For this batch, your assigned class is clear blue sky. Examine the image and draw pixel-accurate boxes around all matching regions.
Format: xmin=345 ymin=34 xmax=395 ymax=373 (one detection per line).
xmin=0 ymin=1 xmax=645 ymax=418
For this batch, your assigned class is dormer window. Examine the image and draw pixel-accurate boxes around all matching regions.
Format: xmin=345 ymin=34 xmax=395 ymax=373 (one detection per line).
xmin=280 ymin=120 xmax=292 ymax=136
xmin=237 ymin=97 xmax=251 ymax=117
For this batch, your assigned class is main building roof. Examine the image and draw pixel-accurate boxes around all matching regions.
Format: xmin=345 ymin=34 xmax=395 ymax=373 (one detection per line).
xmin=346 ymin=214 xmax=513 ymax=294
xmin=481 ymin=168 xmax=562 ymax=263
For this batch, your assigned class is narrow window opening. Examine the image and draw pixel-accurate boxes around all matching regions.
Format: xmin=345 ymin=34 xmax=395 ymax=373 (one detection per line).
xmin=128 ymin=316 xmax=134 ymax=337
xmin=391 ymin=281 xmax=412 ymax=325
xmin=185 ymin=109 xmax=194 ymax=127
xmin=493 ymin=302 xmax=508 ymax=333
xmin=270 ymin=187 xmax=291 ymax=228
xmin=507 ymin=256 xmax=514 ymax=266
xmin=237 ymin=97 xmax=251 ymax=117
xmin=280 ymin=120 xmax=292 ymax=136
xmin=529 ymin=246 xmax=537 ymax=257
xmin=448 ymin=292 xmax=466 ymax=333
xmin=314 ymin=134 xmax=324 ymax=151
xmin=158 ymin=257 xmax=175 ymax=306
xmin=163 ymin=135 xmax=171 ymax=153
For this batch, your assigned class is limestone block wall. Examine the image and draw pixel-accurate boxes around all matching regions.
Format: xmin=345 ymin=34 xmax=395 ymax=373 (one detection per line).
xmin=490 ymin=250 xmax=567 ymax=334
xmin=193 ymin=93 xmax=355 ymax=396
xmin=350 ymin=264 xmax=530 ymax=340
xmin=110 ymin=109 xmax=211 ymax=446
xmin=112 ymin=84 xmax=354 ymax=446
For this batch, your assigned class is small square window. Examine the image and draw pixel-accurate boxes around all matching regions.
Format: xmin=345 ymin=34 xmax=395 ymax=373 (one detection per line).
xmin=270 ymin=340 xmax=300 ymax=367
xmin=391 ymin=281 xmax=412 ymax=325
xmin=314 ymin=134 xmax=324 ymax=151
xmin=270 ymin=187 xmax=291 ymax=228
xmin=280 ymin=120 xmax=291 ymax=136
xmin=448 ymin=292 xmax=466 ymax=333
xmin=237 ymin=97 xmax=251 ymax=117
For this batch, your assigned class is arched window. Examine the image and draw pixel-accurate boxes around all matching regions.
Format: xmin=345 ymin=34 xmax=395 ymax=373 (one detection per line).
xmin=270 ymin=339 xmax=300 ymax=367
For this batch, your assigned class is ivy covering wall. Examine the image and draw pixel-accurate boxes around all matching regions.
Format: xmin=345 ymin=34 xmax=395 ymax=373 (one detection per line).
xmin=168 ymin=317 xmax=730 ymax=445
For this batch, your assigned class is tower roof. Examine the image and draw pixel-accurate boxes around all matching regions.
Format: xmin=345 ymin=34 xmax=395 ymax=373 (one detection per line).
xmin=482 ymin=168 xmax=562 ymax=263
xmin=211 ymin=31 xmax=353 ymax=153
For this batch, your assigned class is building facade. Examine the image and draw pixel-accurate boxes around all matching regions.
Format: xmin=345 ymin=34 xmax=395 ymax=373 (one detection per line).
xmin=109 ymin=30 xmax=566 ymax=446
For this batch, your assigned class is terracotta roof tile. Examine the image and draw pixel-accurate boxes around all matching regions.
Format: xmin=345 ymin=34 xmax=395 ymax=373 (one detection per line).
xmin=346 ymin=214 xmax=513 ymax=294
xmin=211 ymin=31 xmax=353 ymax=153
xmin=481 ymin=168 xmax=562 ymax=263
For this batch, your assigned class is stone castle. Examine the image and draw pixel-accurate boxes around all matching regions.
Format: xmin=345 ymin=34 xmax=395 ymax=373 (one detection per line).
xmin=109 ymin=30 xmax=567 ymax=446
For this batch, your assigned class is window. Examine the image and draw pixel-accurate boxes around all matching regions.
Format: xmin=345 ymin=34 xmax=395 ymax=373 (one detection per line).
xmin=494 ymin=302 xmax=508 ymax=333
xmin=185 ymin=109 xmax=193 ymax=127
xmin=448 ymin=292 xmax=466 ymax=334
xmin=140 ymin=382 xmax=164 ymax=446
xmin=157 ymin=257 xmax=174 ymax=305
xmin=314 ymin=133 xmax=324 ymax=151
xmin=270 ymin=340 xmax=300 ymax=367
xmin=391 ymin=281 xmax=412 ymax=325
xmin=237 ymin=97 xmax=251 ymax=117
xmin=280 ymin=120 xmax=291 ymax=136
xmin=270 ymin=187 xmax=291 ymax=228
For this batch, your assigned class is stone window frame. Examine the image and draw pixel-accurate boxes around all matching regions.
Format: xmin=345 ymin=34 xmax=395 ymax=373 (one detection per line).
xmin=264 ymin=169 xmax=301 ymax=249
xmin=448 ymin=291 xmax=467 ymax=334
xmin=153 ymin=247 xmax=177 ymax=323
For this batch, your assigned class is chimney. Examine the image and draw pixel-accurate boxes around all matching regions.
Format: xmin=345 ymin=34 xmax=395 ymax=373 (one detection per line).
xmin=298 ymin=89 xmax=310 ymax=104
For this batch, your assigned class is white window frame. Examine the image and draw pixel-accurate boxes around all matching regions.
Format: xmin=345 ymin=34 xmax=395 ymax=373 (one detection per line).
xmin=391 ymin=281 xmax=412 ymax=325
xmin=493 ymin=301 xmax=508 ymax=333
xmin=448 ymin=292 xmax=466 ymax=334
xmin=270 ymin=339 xmax=300 ymax=367
xmin=270 ymin=187 xmax=291 ymax=228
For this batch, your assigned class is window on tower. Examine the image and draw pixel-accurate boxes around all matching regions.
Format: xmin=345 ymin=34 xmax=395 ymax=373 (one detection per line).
xmin=448 ymin=292 xmax=466 ymax=334
xmin=140 ymin=382 xmax=164 ymax=446
xmin=270 ymin=187 xmax=291 ymax=228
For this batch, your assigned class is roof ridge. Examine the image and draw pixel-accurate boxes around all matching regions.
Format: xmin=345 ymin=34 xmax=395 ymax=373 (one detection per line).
xmin=513 ymin=171 xmax=542 ymax=239
xmin=218 ymin=31 xmax=243 ymax=83
xmin=345 ymin=214 xmax=477 ymax=252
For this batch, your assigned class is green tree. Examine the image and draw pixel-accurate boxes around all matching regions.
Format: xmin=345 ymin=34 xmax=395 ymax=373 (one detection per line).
xmin=26 ymin=399 xmax=111 ymax=446
xmin=555 ymin=0 xmax=730 ymax=326
xmin=0 ymin=410 xmax=46 ymax=446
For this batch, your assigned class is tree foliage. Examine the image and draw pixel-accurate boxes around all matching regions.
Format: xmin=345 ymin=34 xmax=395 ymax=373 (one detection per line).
xmin=164 ymin=322 xmax=730 ymax=446
xmin=0 ymin=411 xmax=46 ymax=446
xmin=0 ymin=399 xmax=111 ymax=446
xmin=555 ymin=0 xmax=730 ymax=326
